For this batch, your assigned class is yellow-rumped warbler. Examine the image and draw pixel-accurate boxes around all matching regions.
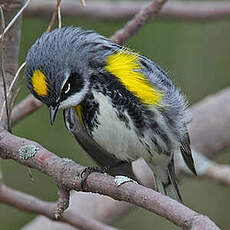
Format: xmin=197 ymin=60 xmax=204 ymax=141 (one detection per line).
xmin=25 ymin=27 xmax=196 ymax=202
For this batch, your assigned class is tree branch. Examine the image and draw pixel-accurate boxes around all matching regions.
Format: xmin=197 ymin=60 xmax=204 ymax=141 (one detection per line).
xmin=110 ymin=0 xmax=168 ymax=44
xmin=0 ymin=0 xmax=23 ymax=129
xmin=0 ymin=184 xmax=118 ymax=230
xmin=203 ymin=164 xmax=230 ymax=186
xmin=24 ymin=0 xmax=230 ymax=21
xmin=11 ymin=94 xmax=42 ymax=125
xmin=0 ymin=130 xmax=220 ymax=230
xmin=22 ymin=192 xmax=134 ymax=230
xmin=190 ymin=88 xmax=230 ymax=158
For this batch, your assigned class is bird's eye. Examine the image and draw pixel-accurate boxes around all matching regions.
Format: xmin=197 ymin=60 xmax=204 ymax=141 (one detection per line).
xmin=64 ymin=83 xmax=71 ymax=94
xmin=62 ymin=82 xmax=71 ymax=95
xmin=60 ymin=72 xmax=84 ymax=102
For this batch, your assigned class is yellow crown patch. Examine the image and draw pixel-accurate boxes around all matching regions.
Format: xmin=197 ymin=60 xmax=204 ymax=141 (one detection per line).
xmin=31 ymin=70 xmax=48 ymax=96
xmin=105 ymin=50 xmax=163 ymax=106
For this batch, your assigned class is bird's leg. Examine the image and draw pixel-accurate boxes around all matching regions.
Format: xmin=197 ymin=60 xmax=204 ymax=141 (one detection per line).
xmin=80 ymin=161 xmax=127 ymax=190
xmin=80 ymin=161 xmax=138 ymax=190
xmin=80 ymin=166 xmax=105 ymax=191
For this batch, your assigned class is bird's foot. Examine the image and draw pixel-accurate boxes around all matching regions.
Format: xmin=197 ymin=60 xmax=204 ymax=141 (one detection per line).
xmin=114 ymin=175 xmax=138 ymax=187
xmin=80 ymin=166 xmax=105 ymax=191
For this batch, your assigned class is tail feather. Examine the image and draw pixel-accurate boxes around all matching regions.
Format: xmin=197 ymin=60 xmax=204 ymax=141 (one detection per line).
xmin=167 ymin=157 xmax=182 ymax=202
xmin=181 ymin=132 xmax=197 ymax=176
xmin=152 ymin=156 xmax=183 ymax=203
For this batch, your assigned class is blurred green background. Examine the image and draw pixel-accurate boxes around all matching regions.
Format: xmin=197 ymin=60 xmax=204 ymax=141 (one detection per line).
xmin=1 ymin=7 xmax=230 ymax=230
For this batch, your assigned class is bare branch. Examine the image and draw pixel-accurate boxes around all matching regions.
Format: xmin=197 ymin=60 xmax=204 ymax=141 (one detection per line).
xmin=110 ymin=0 xmax=168 ymax=44
xmin=0 ymin=6 xmax=10 ymax=130
xmin=24 ymin=0 xmax=230 ymax=21
xmin=0 ymin=0 xmax=31 ymax=40
xmin=0 ymin=131 xmax=220 ymax=230
xmin=80 ymin=0 xmax=86 ymax=8
xmin=55 ymin=188 xmax=70 ymax=219
xmin=190 ymin=88 xmax=230 ymax=158
xmin=8 ymin=62 xmax=25 ymax=100
xmin=0 ymin=0 xmax=23 ymax=128
xmin=22 ymin=192 xmax=133 ymax=230
xmin=1 ymin=61 xmax=25 ymax=125
xmin=46 ymin=0 xmax=62 ymax=33
xmin=203 ymin=164 xmax=230 ymax=186
xmin=0 ymin=184 xmax=118 ymax=230
xmin=161 ymin=1 xmax=230 ymax=21
xmin=57 ymin=3 xmax=62 ymax=29
xmin=11 ymin=95 xmax=42 ymax=126
xmin=175 ymin=148 xmax=230 ymax=187
xmin=9 ymin=62 xmax=26 ymax=111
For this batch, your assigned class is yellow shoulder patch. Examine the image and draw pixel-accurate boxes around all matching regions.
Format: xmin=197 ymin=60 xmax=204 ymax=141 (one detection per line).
xmin=105 ymin=50 xmax=162 ymax=106
xmin=31 ymin=70 xmax=48 ymax=96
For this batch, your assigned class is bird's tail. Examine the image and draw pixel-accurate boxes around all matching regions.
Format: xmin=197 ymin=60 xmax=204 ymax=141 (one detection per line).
xmin=152 ymin=157 xmax=182 ymax=203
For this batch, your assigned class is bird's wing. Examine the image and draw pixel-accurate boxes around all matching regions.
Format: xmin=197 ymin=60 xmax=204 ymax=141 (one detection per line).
xmin=139 ymin=55 xmax=197 ymax=176
xmin=63 ymin=108 xmax=137 ymax=180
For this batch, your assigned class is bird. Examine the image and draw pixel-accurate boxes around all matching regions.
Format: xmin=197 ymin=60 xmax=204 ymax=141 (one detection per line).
xmin=25 ymin=27 xmax=196 ymax=202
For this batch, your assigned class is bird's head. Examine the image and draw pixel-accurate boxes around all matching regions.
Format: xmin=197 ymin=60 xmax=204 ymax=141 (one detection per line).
xmin=25 ymin=27 xmax=94 ymax=125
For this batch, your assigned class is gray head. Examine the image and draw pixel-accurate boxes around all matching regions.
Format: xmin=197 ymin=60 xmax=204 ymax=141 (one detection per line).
xmin=25 ymin=27 xmax=112 ymax=124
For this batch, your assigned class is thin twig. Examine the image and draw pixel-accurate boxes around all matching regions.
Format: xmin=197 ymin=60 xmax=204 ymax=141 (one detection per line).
xmin=46 ymin=0 xmax=62 ymax=32
xmin=10 ymin=77 xmax=25 ymax=113
xmin=0 ymin=7 xmax=5 ymax=42
xmin=0 ymin=0 xmax=32 ymax=129
xmin=57 ymin=5 xmax=62 ymax=29
xmin=110 ymin=0 xmax=168 ymax=44
xmin=80 ymin=0 xmax=86 ymax=8
xmin=24 ymin=1 xmax=230 ymax=21
xmin=0 ymin=0 xmax=31 ymax=40
xmin=10 ymin=62 xmax=26 ymax=95
xmin=0 ymin=6 xmax=10 ymax=130
xmin=0 ymin=62 xmax=25 ymax=126
xmin=55 ymin=188 xmax=70 ymax=219
xmin=10 ymin=95 xmax=42 ymax=126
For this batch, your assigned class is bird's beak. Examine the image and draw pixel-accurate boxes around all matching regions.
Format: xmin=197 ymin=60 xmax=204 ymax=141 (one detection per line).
xmin=49 ymin=104 xmax=59 ymax=126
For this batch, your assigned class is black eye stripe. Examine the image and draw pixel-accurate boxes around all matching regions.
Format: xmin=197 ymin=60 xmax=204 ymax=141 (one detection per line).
xmin=60 ymin=72 xmax=84 ymax=101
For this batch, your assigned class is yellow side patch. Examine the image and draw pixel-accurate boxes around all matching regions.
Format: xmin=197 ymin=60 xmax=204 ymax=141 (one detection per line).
xmin=75 ymin=105 xmax=83 ymax=123
xmin=31 ymin=70 xmax=48 ymax=96
xmin=105 ymin=50 xmax=162 ymax=105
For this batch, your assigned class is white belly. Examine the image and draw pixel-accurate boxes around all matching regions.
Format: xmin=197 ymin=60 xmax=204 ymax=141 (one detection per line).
xmin=91 ymin=92 xmax=156 ymax=162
